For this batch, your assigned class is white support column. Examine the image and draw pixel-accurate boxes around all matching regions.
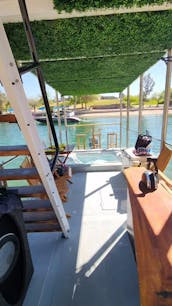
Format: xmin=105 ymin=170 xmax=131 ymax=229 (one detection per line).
xmin=119 ymin=92 xmax=123 ymax=148
xmin=161 ymin=49 xmax=172 ymax=148
xmin=62 ymin=96 xmax=69 ymax=146
xmin=55 ymin=91 xmax=62 ymax=144
xmin=0 ymin=19 xmax=69 ymax=237
xmin=126 ymin=86 xmax=130 ymax=148
xmin=138 ymin=74 xmax=143 ymax=134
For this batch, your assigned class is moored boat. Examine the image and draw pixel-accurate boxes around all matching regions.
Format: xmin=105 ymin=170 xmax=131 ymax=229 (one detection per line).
xmin=35 ymin=114 xmax=81 ymax=124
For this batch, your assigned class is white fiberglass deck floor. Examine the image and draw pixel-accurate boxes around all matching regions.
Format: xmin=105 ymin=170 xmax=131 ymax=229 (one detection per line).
xmin=24 ymin=171 xmax=140 ymax=306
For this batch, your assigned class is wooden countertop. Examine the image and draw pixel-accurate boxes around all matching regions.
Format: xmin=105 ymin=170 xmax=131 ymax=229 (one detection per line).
xmin=124 ymin=167 xmax=172 ymax=306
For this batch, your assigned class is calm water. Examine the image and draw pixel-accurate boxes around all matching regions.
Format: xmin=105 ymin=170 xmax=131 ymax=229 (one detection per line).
xmin=0 ymin=113 xmax=172 ymax=177
xmin=31 ymin=113 xmax=172 ymax=151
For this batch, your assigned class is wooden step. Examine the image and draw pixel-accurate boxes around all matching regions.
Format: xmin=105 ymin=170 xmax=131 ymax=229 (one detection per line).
xmin=0 ymin=113 xmax=17 ymax=123
xmin=0 ymin=167 xmax=39 ymax=180
xmin=22 ymin=198 xmax=62 ymax=233
xmin=23 ymin=211 xmax=58 ymax=222
xmin=0 ymin=145 xmax=58 ymax=156
xmin=4 ymin=190 xmax=70 ymax=233
xmin=22 ymin=199 xmax=70 ymax=217
xmin=22 ymin=199 xmax=52 ymax=211
xmin=22 ymin=199 xmax=70 ymax=232
xmin=25 ymin=222 xmax=62 ymax=232
xmin=7 ymin=185 xmax=46 ymax=197
xmin=0 ymin=145 xmax=29 ymax=156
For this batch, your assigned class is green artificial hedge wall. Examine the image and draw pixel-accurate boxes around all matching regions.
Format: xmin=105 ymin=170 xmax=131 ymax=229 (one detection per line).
xmin=4 ymin=10 xmax=172 ymax=94
xmin=41 ymin=52 xmax=164 ymax=94
xmin=5 ymin=11 xmax=172 ymax=60
xmin=53 ymin=0 xmax=172 ymax=13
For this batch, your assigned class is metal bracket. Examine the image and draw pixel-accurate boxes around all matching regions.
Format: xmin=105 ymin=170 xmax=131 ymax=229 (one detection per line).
xmin=18 ymin=62 xmax=40 ymax=75
xmin=161 ymin=56 xmax=172 ymax=64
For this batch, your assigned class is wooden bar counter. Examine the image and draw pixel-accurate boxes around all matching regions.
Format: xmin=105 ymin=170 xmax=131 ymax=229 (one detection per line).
xmin=124 ymin=167 xmax=172 ymax=306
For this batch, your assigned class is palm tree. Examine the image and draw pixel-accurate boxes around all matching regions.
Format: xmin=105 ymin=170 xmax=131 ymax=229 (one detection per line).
xmin=143 ymin=73 xmax=155 ymax=101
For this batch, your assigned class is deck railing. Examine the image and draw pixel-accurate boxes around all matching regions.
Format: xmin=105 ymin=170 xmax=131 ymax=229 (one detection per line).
xmin=65 ymin=122 xmax=120 ymax=150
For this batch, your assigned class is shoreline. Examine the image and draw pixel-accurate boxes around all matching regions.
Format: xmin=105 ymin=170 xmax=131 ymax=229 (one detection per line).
xmin=77 ymin=107 xmax=172 ymax=118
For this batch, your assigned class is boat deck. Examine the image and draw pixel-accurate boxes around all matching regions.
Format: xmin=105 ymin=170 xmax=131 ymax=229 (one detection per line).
xmin=23 ymin=170 xmax=140 ymax=306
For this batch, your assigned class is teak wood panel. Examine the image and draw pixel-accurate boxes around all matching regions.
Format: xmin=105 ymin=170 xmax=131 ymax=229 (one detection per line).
xmin=124 ymin=167 xmax=172 ymax=306
xmin=0 ymin=114 xmax=17 ymax=123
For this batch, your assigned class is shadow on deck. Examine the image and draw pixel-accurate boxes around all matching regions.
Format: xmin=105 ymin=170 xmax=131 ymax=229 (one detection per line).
xmin=24 ymin=170 xmax=140 ymax=306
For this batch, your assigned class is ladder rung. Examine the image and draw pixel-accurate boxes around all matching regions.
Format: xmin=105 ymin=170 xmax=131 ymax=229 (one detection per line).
xmin=25 ymin=222 xmax=62 ymax=232
xmin=0 ymin=168 xmax=39 ymax=180
xmin=22 ymin=199 xmax=52 ymax=211
xmin=23 ymin=211 xmax=70 ymax=223
xmin=7 ymin=185 xmax=46 ymax=197
xmin=0 ymin=145 xmax=29 ymax=156
xmin=22 ymin=199 xmax=70 ymax=217
xmin=0 ymin=114 xmax=17 ymax=123
xmin=23 ymin=211 xmax=57 ymax=222
xmin=0 ymin=145 xmax=59 ymax=156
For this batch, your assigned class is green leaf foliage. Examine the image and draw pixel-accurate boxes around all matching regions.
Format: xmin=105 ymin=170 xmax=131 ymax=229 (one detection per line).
xmin=5 ymin=11 xmax=172 ymax=60
xmin=41 ymin=52 xmax=163 ymax=95
xmin=4 ymin=10 xmax=172 ymax=94
xmin=53 ymin=1 xmax=172 ymax=13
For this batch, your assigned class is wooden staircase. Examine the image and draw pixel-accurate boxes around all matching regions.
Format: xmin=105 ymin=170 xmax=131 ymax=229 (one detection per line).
xmin=0 ymin=145 xmax=70 ymax=233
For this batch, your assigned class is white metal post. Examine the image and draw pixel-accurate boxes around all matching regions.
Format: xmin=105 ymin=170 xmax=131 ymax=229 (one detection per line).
xmin=62 ymin=96 xmax=69 ymax=146
xmin=126 ymin=86 xmax=130 ymax=147
xmin=55 ymin=91 xmax=62 ymax=144
xmin=119 ymin=92 xmax=123 ymax=148
xmin=138 ymin=74 xmax=143 ymax=135
xmin=0 ymin=19 xmax=70 ymax=237
xmin=161 ymin=49 xmax=172 ymax=148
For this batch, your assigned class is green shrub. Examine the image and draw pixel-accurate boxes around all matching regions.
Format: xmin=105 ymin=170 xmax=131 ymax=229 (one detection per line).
xmin=144 ymin=98 xmax=158 ymax=106
xmin=53 ymin=0 xmax=171 ymax=13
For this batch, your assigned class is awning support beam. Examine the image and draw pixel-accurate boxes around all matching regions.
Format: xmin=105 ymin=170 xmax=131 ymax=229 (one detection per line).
xmin=18 ymin=62 xmax=40 ymax=75
xmin=161 ymin=48 xmax=172 ymax=148
xmin=119 ymin=92 xmax=123 ymax=148
xmin=126 ymin=86 xmax=130 ymax=148
xmin=138 ymin=74 xmax=143 ymax=135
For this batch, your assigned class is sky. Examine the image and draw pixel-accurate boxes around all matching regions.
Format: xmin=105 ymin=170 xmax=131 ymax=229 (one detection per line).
xmin=0 ymin=58 xmax=170 ymax=99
